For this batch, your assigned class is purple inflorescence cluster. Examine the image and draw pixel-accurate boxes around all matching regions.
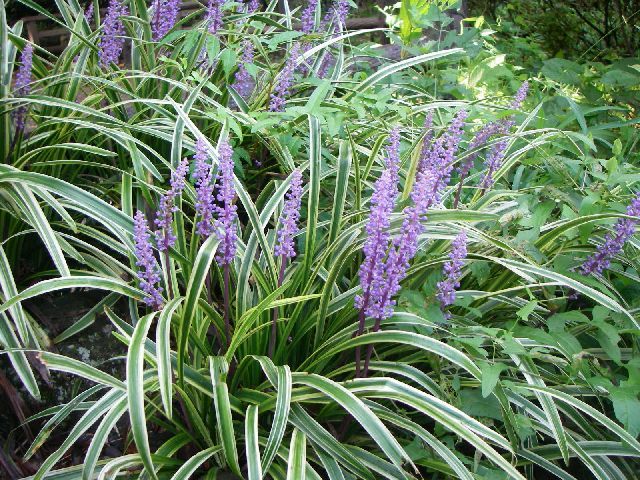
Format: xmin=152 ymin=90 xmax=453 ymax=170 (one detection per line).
xmin=358 ymin=111 xmax=468 ymax=321
xmin=458 ymin=81 xmax=529 ymax=180
xmin=581 ymin=192 xmax=640 ymax=275
xmin=231 ymin=41 xmax=255 ymax=99
xmin=247 ymin=0 xmax=260 ymax=13
xmin=301 ymin=0 xmax=318 ymax=34
xmin=194 ymin=138 xmax=216 ymax=237
xmin=155 ymin=159 xmax=189 ymax=251
xmin=206 ymin=0 xmax=225 ymax=34
xmin=98 ymin=0 xmax=128 ymax=67
xmin=269 ymin=42 xmax=300 ymax=112
xmin=436 ymin=230 xmax=468 ymax=314
xmin=275 ymin=170 xmax=304 ymax=259
xmin=214 ymin=140 xmax=238 ymax=266
xmin=355 ymin=128 xmax=401 ymax=313
xmin=134 ymin=210 xmax=164 ymax=310
xmin=151 ymin=0 xmax=181 ymax=41
xmin=13 ymin=44 xmax=34 ymax=131
xmin=85 ymin=2 xmax=94 ymax=22
xmin=479 ymin=138 xmax=508 ymax=190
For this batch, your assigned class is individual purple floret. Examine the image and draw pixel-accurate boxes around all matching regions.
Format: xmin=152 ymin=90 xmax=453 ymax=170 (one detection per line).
xmin=214 ymin=140 xmax=238 ymax=266
xmin=581 ymin=192 xmax=640 ymax=275
xmin=269 ymin=42 xmax=301 ymax=112
xmin=436 ymin=231 xmax=468 ymax=314
xmin=301 ymin=0 xmax=318 ymax=34
xmin=98 ymin=0 xmax=128 ymax=67
xmin=193 ymin=138 xmax=216 ymax=237
xmin=479 ymin=138 xmax=508 ymax=190
xmin=355 ymin=128 xmax=401 ymax=313
xmin=134 ymin=210 xmax=164 ymax=310
xmin=155 ymin=159 xmax=189 ymax=251
xmin=275 ymin=170 xmax=304 ymax=258
xmin=231 ymin=41 xmax=254 ymax=99
xmin=151 ymin=0 xmax=181 ymax=41
xmin=13 ymin=44 xmax=34 ymax=131
xmin=206 ymin=0 xmax=225 ymax=34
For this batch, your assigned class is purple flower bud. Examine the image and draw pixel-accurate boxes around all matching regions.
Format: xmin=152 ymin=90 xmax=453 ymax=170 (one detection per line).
xmin=13 ymin=43 xmax=34 ymax=131
xmin=275 ymin=170 xmax=304 ymax=258
xmin=134 ymin=210 xmax=164 ymax=310
xmin=214 ymin=140 xmax=238 ymax=266
xmin=194 ymin=138 xmax=216 ymax=237
xmin=151 ymin=0 xmax=181 ymax=41
xmin=301 ymin=0 xmax=318 ymax=34
xmin=206 ymin=0 xmax=225 ymax=34
xmin=98 ymin=0 xmax=128 ymax=67
xmin=269 ymin=42 xmax=300 ymax=112
xmin=436 ymin=231 xmax=468 ymax=314
xmin=581 ymin=192 xmax=640 ymax=275
xmin=155 ymin=159 xmax=189 ymax=251
xmin=355 ymin=128 xmax=401 ymax=313
xmin=231 ymin=41 xmax=254 ymax=99
xmin=247 ymin=0 xmax=260 ymax=13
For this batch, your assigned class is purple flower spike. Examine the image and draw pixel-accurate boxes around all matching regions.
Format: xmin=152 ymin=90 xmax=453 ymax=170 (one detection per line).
xmin=479 ymin=138 xmax=508 ymax=190
xmin=417 ymin=111 xmax=434 ymax=173
xmin=269 ymin=42 xmax=301 ymax=112
xmin=13 ymin=43 xmax=34 ymax=131
xmin=581 ymin=192 xmax=640 ymax=275
xmin=458 ymin=121 xmax=502 ymax=178
xmin=247 ymin=0 xmax=260 ymax=13
xmin=355 ymin=128 xmax=401 ymax=312
xmin=321 ymin=0 xmax=349 ymax=31
xmin=301 ymin=0 xmax=318 ymax=34
xmin=214 ymin=140 xmax=238 ymax=266
xmin=275 ymin=170 xmax=304 ymax=258
xmin=511 ymin=81 xmax=529 ymax=110
xmin=194 ymin=138 xmax=216 ymax=237
xmin=151 ymin=0 xmax=181 ymax=41
xmin=206 ymin=0 xmax=225 ymax=34
xmin=85 ymin=2 xmax=94 ymax=23
xmin=98 ymin=0 xmax=128 ymax=67
xmin=134 ymin=211 xmax=164 ymax=310
xmin=231 ymin=41 xmax=254 ymax=99
xmin=423 ymin=110 xmax=468 ymax=192
xmin=155 ymin=159 xmax=189 ymax=251
xmin=436 ymin=231 xmax=468 ymax=314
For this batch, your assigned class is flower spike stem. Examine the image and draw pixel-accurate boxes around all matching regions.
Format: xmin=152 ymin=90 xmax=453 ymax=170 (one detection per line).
xmin=268 ymin=258 xmax=287 ymax=359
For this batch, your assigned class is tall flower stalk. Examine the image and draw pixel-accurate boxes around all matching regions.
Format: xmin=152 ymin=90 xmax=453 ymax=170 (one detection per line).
xmin=581 ymin=192 xmax=640 ymax=275
xmin=206 ymin=0 xmax=225 ymax=34
xmin=193 ymin=138 xmax=216 ymax=237
xmin=231 ymin=41 xmax=255 ymax=100
xmin=453 ymin=81 xmax=529 ymax=207
xmin=354 ymin=128 xmax=401 ymax=375
xmin=13 ymin=44 xmax=34 ymax=134
xmin=269 ymin=169 xmax=304 ymax=358
xmin=134 ymin=211 xmax=164 ymax=310
xmin=269 ymin=43 xmax=300 ymax=112
xmin=213 ymin=139 xmax=237 ymax=350
xmin=151 ymin=0 xmax=181 ymax=41
xmin=98 ymin=0 xmax=128 ymax=67
xmin=356 ymin=112 xmax=468 ymax=377
xmin=436 ymin=231 xmax=468 ymax=317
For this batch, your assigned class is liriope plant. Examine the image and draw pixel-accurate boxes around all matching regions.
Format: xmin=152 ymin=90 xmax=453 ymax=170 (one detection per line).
xmin=1 ymin=0 xmax=640 ymax=479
